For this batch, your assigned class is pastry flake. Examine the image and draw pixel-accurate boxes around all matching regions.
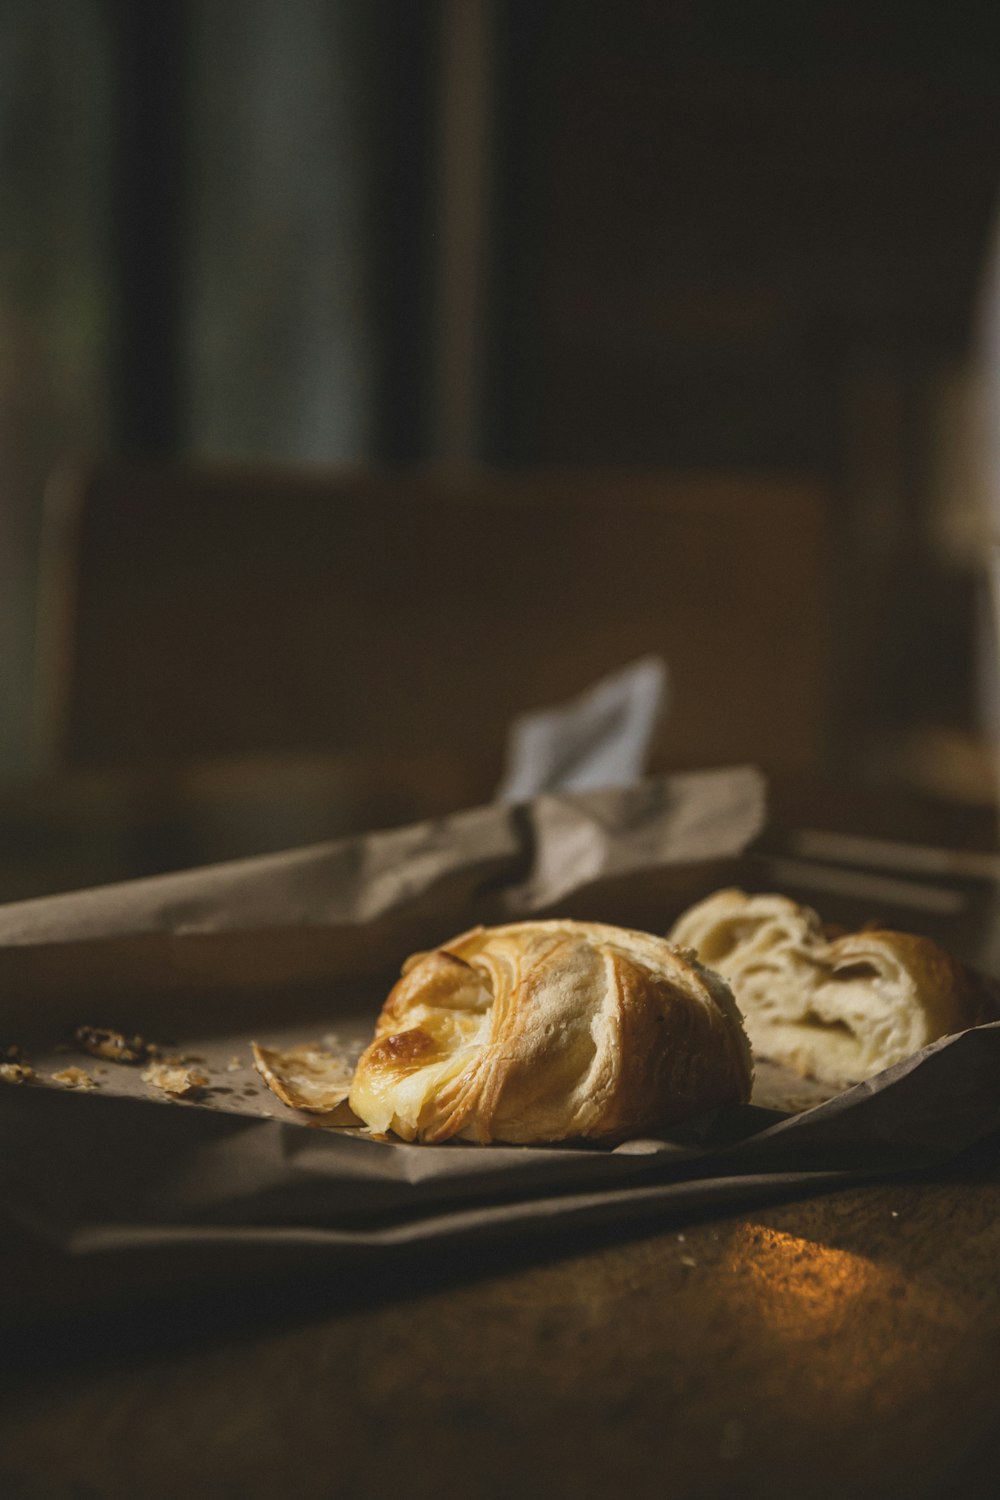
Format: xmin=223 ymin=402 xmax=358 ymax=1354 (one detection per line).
xmin=141 ymin=1063 xmax=210 ymax=1098
xmin=73 ymin=1025 xmax=149 ymax=1065
xmin=51 ymin=1066 xmax=97 ymax=1090
xmin=0 ymin=1061 xmax=34 ymax=1085
xmin=251 ymin=1041 xmax=355 ymax=1115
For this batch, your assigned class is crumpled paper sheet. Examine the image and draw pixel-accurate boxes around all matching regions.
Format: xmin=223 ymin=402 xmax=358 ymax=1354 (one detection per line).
xmin=3 ymin=761 xmax=1000 ymax=1325
xmin=0 ymin=767 xmax=764 ymax=1033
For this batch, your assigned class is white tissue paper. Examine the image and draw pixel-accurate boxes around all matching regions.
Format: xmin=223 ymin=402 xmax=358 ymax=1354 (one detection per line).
xmin=495 ymin=655 xmax=669 ymax=803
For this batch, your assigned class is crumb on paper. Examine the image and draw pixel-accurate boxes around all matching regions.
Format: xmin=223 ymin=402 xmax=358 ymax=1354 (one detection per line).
xmin=0 ymin=1062 xmax=35 ymax=1085
xmin=226 ymin=1055 xmax=243 ymax=1072
xmin=73 ymin=1025 xmax=149 ymax=1065
xmin=162 ymin=1053 xmax=205 ymax=1067
xmin=1 ymin=1045 xmax=34 ymax=1084
xmin=51 ymin=1066 xmax=97 ymax=1090
xmin=680 ymin=1256 xmax=698 ymax=1268
xmin=141 ymin=1063 xmax=210 ymax=1098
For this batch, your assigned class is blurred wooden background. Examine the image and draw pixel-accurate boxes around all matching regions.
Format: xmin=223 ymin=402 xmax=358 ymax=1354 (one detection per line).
xmin=36 ymin=464 xmax=830 ymax=780
xmin=3 ymin=2 xmax=1000 ymax=897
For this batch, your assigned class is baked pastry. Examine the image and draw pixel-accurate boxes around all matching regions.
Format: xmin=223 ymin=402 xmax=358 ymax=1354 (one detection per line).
xmin=347 ymin=919 xmax=753 ymax=1144
xmin=668 ymin=888 xmax=990 ymax=1087
xmin=251 ymin=1041 xmax=354 ymax=1114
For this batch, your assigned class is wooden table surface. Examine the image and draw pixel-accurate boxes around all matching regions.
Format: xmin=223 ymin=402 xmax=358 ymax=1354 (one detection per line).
xmin=3 ymin=1137 xmax=1000 ymax=1500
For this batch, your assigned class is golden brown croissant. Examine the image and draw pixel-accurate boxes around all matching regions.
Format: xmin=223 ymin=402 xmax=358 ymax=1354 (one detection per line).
xmin=347 ymin=919 xmax=753 ymax=1144
xmin=668 ymin=888 xmax=990 ymax=1087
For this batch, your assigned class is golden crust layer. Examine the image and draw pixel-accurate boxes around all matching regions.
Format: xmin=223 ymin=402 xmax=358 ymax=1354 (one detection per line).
xmin=668 ymin=888 xmax=992 ymax=1087
xmin=348 ymin=919 xmax=753 ymax=1144
xmin=251 ymin=1041 xmax=354 ymax=1113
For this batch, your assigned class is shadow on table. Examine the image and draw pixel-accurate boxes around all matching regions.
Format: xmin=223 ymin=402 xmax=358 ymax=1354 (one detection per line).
xmin=4 ymin=1122 xmax=999 ymax=1398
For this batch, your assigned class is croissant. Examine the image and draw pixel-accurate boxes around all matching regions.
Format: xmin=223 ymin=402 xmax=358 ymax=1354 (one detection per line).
xmin=668 ymin=888 xmax=990 ymax=1087
xmin=348 ymin=919 xmax=753 ymax=1144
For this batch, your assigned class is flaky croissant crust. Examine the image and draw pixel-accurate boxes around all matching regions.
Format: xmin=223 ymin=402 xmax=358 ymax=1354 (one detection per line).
xmin=348 ymin=919 xmax=753 ymax=1144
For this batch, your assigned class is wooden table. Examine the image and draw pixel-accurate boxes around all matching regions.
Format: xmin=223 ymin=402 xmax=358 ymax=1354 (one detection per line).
xmin=3 ymin=1136 xmax=1000 ymax=1500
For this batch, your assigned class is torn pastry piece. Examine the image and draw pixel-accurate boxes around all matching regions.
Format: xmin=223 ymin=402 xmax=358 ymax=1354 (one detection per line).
xmin=348 ymin=919 xmax=753 ymax=1145
xmin=668 ymin=888 xmax=993 ymax=1088
xmin=251 ymin=1041 xmax=356 ymax=1120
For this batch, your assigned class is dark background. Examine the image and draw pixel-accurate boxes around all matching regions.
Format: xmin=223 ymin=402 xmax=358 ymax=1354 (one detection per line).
xmin=3 ymin=0 xmax=1000 ymax=882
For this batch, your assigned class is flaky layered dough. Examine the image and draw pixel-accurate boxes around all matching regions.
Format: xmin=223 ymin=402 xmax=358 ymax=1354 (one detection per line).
xmin=669 ymin=888 xmax=991 ymax=1087
xmin=348 ymin=920 xmax=753 ymax=1144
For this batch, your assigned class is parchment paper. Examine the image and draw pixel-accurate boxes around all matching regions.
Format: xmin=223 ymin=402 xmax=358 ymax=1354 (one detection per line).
xmin=3 ymin=763 xmax=1000 ymax=1328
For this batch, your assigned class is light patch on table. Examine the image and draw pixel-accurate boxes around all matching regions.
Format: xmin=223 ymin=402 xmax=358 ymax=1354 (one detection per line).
xmin=251 ymin=1040 xmax=357 ymax=1116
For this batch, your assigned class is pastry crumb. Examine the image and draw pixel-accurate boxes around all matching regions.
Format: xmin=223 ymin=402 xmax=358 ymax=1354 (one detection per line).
xmin=51 ymin=1066 xmax=97 ymax=1090
xmin=73 ymin=1025 xmax=149 ymax=1065
xmin=0 ymin=1061 xmax=35 ymax=1085
xmin=141 ymin=1063 xmax=210 ymax=1098
xmin=226 ymin=1055 xmax=243 ymax=1071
